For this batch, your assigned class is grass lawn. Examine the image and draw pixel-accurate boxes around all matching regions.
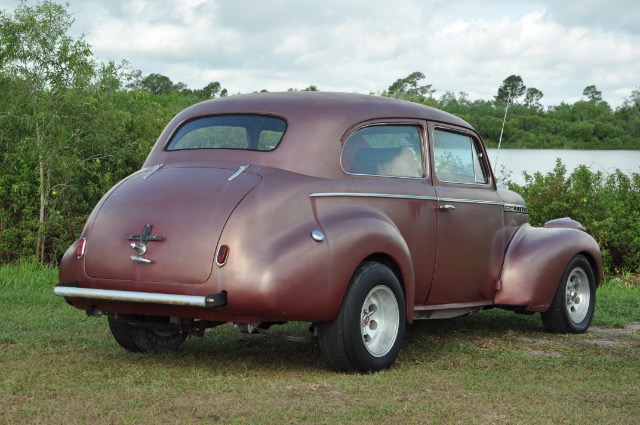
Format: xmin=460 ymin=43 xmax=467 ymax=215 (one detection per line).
xmin=1 ymin=264 xmax=638 ymax=424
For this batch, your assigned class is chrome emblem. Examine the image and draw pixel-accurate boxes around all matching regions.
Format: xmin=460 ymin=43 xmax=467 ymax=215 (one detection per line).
xmin=124 ymin=224 xmax=163 ymax=263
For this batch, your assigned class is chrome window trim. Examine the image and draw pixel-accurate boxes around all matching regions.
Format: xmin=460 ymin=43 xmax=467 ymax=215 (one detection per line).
xmin=164 ymin=113 xmax=287 ymax=152
xmin=342 ymin=172 xmax=429 ymax=181
xmin=431 ymin=126 xmax=491 ymax=186
xmin=340 ymin=122 xmax=430 ymax=180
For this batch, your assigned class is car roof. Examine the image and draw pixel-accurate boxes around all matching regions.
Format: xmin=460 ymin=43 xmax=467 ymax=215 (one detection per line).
xmin=182 ymin=91 xmax=470 ymax=129
xmin=145 ymin=92 xmax=476 ymax=178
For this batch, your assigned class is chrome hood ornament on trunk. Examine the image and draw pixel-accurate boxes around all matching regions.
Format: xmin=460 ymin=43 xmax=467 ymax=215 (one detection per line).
xmin=125 ymin=224 xmax=163 ymax=264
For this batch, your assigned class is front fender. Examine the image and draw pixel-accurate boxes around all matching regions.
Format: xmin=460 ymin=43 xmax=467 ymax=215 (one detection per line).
xmin=317 ymin=206 xmax=415 ymax=322
xmin=495 ymin=223 xmax=602 ymax=311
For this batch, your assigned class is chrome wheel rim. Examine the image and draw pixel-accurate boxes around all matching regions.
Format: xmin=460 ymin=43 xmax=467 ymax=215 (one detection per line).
xmin=565 ymin=267 xmax=590 ymax=323
xmin=361 ymin=285 xmax=399 ymax=357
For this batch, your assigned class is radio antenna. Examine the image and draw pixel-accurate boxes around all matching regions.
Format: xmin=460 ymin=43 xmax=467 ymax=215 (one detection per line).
xmin=494 ymin=92 xmax=512 ymax=173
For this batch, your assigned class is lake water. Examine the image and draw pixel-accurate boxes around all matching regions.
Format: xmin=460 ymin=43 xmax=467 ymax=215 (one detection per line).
xmin=485 ymin=149 xmax=640 ymax=185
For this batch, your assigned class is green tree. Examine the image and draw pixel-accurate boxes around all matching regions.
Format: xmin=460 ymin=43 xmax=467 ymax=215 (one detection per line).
xmin=524 ymin=87 xmax=544 ymax=109
xmin=0 ymin=0 xmax=95 ymax=262
xmin=495 ymin=75 xmax=526 ymax=104
xmin=140 ymin=73 xmax=175 ymax=95
xmin=623 ymin=87 xmax=640 ymax=115
xmin=583 ymin=84 xmax=603 ymax=103
xmin=387 ymin=71 xmax=435 ymax=97
xmin=194 ymin=81 xmax=229 ymax=99
xmin=286 ymin=85 xmax=320 ymax=92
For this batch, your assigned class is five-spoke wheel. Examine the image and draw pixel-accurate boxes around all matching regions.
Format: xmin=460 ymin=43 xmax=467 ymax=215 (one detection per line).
xmin=360 ymin=285 xmax=400 ymax=358
xmin=542 ymin=254 xmax=596 ymax=333
xmin=318 ymin=262 xmax=405 ymax=373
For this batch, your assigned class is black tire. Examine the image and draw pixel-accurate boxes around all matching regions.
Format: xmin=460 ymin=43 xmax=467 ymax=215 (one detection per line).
xmin=541 ymin=254 xmax=596 ymax=333
xmin=108 ymin=316 xmax=144 ymax=353
xmin=318 ymin=262 xmax=406 ymax=373
xmin=108 ymin=315 xmax=187 ymax=353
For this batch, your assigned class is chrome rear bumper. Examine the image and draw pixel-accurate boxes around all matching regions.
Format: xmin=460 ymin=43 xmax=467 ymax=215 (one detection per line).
xmin=54 ymin=284 xmax=227 ymax=308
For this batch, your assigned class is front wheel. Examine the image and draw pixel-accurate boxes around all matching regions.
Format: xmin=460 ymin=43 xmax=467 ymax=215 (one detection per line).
xmin=318 ymin=262 xmax=406 ymax=373
xmin=541 ymin=255 xmax=596 ymax=333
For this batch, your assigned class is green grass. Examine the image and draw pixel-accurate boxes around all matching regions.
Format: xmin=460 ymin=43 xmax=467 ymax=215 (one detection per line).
xmin=1 ymin=264 xmax=638 ymax=424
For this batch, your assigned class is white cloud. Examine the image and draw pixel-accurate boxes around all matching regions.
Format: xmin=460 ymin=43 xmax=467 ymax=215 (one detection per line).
xmin=1 ymin=0 xmax=638 ymax=106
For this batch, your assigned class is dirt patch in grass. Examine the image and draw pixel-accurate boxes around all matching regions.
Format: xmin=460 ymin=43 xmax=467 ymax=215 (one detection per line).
xmin=518 ymin=322 xmax=640 ymax=357
xmin=582 ymin=322 xmax=640 ymax=349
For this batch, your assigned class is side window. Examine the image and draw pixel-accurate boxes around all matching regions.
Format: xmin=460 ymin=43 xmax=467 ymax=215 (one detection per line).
xmin=341 ymin=125 xmax=424 ymax=178
xmin=433 ymin=129 xmax=487 ymax=184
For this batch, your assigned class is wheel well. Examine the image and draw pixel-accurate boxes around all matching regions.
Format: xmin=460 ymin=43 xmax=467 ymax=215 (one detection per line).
xmin=579 ymin=251 xmax=602 ymax=287
xmin=363 ymin=253 xmax=406 ymax=298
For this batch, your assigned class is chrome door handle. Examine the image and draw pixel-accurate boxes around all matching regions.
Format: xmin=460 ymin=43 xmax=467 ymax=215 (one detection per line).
xmin=439 ymin=204 xmax=455 ymax=211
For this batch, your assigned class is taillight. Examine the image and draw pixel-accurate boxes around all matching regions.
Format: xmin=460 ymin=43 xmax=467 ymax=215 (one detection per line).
xmin=216 ymin=244 xmax=229 ymax=267
xmin=76 ymin=238 xmax=86 ymax=259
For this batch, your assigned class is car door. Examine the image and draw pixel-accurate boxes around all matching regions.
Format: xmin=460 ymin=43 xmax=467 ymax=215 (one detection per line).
xmin=425 ymin=124 xmax=506 ymax=305
xmin=339 ymin=122 xmax=439 ymax=305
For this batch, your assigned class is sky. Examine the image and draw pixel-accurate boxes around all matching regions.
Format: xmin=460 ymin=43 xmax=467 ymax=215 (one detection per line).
xmin=2 ymin=0 xmax=639 ymax=107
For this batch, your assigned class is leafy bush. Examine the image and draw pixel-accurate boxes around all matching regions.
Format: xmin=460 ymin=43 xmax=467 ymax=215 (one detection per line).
xmin=510 ymin=159 xmax=640 ymax=274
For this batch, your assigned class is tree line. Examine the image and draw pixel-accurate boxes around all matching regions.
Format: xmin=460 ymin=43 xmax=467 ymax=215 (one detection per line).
xmin=385 ymin=71 xmax=640 ymax=150
xmin=1 ymin=1 xmax=639 ymax=270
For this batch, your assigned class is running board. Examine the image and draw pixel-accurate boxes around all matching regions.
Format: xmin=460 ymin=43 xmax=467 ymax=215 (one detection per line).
xmin=413 ymin=306 xmax=484 ymax=320
xmin=54 ymin=285 xmax=226 ymax=308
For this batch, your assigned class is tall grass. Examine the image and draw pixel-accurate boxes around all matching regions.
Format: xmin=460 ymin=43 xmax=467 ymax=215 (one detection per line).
xmin=0 ymin=258 xmax=58 ymax=288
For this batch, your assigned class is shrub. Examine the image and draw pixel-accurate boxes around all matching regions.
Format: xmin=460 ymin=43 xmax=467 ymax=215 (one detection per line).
xmin=510 ymin=159 xmax=640 ymax=274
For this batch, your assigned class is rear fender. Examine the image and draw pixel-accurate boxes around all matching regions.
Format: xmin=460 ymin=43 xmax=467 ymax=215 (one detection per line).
xmin=317 ymin=207 xmax=415 ymax=322
xmin=495 ymin=223 xmax=602 ymax=312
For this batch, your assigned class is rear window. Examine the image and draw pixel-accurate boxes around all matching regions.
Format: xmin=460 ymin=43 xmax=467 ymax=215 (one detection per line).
xmin=166 ymin=115 xmax=286 ymax=151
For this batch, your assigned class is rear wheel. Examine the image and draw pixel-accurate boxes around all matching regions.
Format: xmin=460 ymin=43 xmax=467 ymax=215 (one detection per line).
xmin=318 ymin=262 xmax=405 ymax=373
xmin=541 ymin=255 xmax=596 ymax=333
xmin=108 ymin=316 xmax=143 ymax=353
xmin=108 ymin=315 xmax=187 ymax=353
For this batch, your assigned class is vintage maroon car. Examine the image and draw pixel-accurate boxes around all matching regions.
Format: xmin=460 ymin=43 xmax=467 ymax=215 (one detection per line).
xmin=55 ymin=92 xmax=602 ymax=372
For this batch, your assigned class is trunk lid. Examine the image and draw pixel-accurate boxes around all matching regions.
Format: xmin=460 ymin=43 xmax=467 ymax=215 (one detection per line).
xmin=85 ymin=164 xmax=260 ymax=284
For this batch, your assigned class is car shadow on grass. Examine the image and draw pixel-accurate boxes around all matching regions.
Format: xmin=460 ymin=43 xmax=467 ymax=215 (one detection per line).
xmin=99 ymin=309 xmax=638 ymax=371
xmin=104 ymin=310 xmax=544 ymax=371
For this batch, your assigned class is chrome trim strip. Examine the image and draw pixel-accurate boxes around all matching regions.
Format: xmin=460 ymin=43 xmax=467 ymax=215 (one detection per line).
xmin=414 ymin=300 xmax=492 ymax=311
xmin=310 ymin=192 xmax=439 ymax=202
xmin=131 ymin=255 xmax=152 ymax=264
xmin=309 ymin=192 xmax=529 ymax=214
xmin=142 ymin=163 xmax=164 ymax=180
xmin=504 ymin=203 xmax=529 ymax=214
xmin=228 ymin=164 xmax=250 ymax=181
xmin=438 ymin=197 xmax=501 ymax=206
xmin=54 ymin=286 xmax=210 ymax=307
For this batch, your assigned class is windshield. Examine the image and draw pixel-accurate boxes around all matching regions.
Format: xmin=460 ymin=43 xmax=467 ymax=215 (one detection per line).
xmin=165 ymin=114 xmax=287 ymax=151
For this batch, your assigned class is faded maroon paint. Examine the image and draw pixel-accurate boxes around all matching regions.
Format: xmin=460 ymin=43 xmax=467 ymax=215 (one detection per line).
xmin=85 ymin=165 xmax=261 ymax=284
xmin=57 ymin=91 xmax=602 ymax=327
xmin=496 ymin=224 xmax=602 ymax=311
xmin=143 ymin=92 xmax=469 ymax=179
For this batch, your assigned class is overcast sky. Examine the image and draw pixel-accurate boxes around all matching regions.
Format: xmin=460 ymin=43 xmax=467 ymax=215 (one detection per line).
xmin=2 ymin=0 xmax=639 ymax=107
